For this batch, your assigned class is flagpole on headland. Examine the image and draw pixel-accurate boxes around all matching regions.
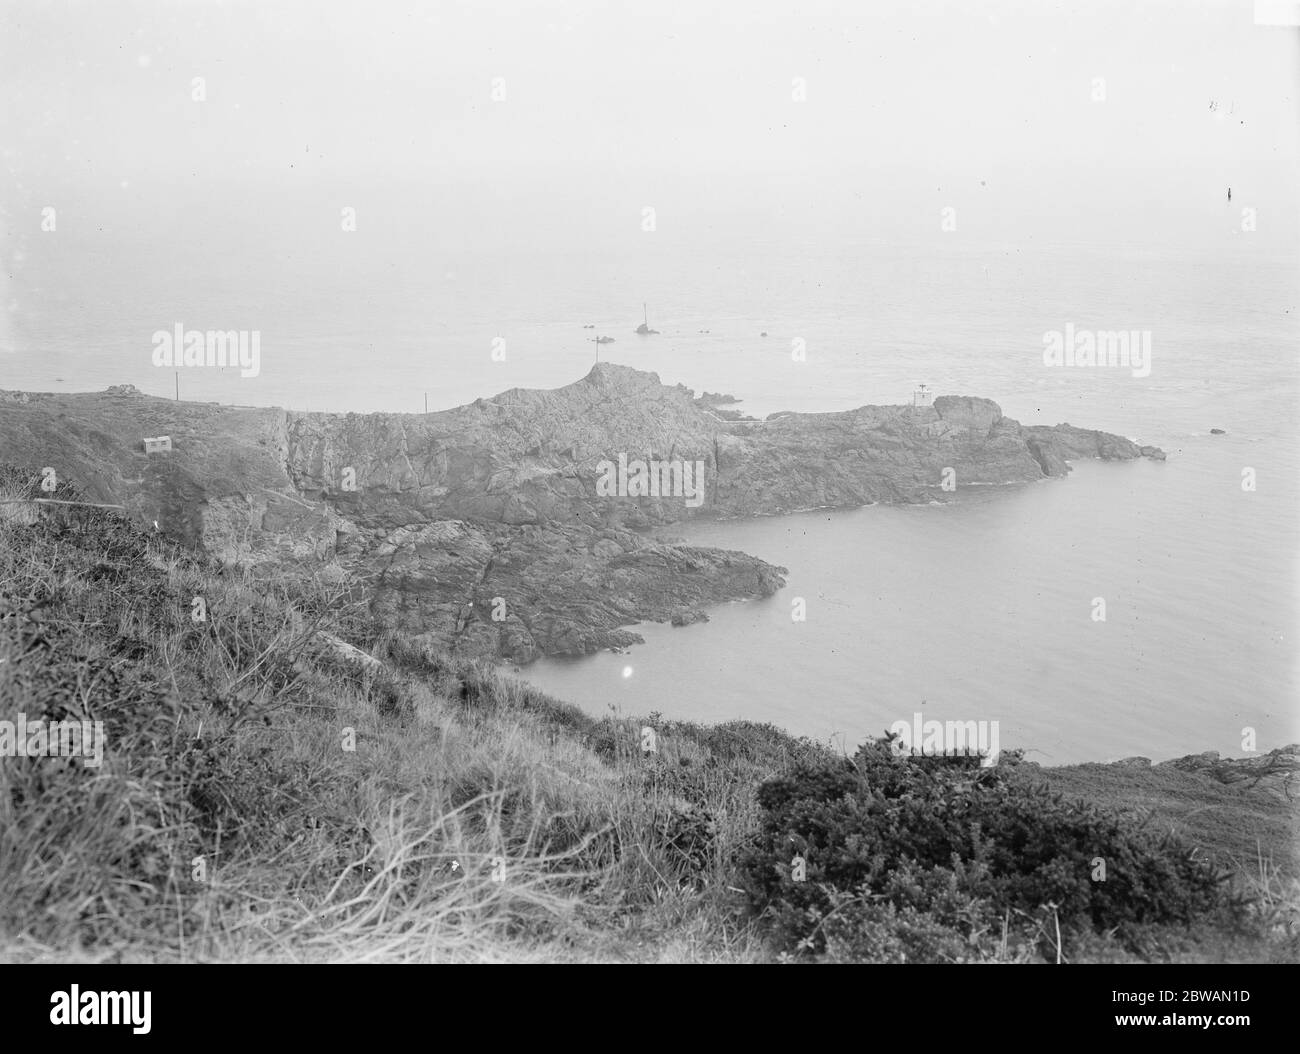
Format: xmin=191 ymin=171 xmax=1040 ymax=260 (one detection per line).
xmin=175 ymin=372 xmax=179 ymax=401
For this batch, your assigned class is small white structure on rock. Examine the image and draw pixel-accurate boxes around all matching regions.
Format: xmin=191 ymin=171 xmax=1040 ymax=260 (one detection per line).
xmin=143 ymin=436 xmax=172 ymax=454
xmin=912 ymin=384 xmax=933 ymax=409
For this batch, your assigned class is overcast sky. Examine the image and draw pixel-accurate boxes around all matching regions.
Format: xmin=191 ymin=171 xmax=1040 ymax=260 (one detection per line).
xmin=2 ymin=0 xmax=1297 ymax=247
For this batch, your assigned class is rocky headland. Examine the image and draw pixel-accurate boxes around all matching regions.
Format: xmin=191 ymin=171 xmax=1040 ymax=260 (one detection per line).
xmin=0 ymin=364 xmax=1164 ymax=662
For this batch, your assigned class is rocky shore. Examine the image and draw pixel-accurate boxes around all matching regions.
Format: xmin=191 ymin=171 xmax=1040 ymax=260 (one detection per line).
xmin=1111 ymin=745 xmax=1299 ymax=801
xmin=0 ymin=364 xmax=1164 ymax=661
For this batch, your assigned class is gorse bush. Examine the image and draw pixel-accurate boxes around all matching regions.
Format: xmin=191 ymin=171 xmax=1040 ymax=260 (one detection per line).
xmin=741 ymin=740 xmax=1242 ymax=960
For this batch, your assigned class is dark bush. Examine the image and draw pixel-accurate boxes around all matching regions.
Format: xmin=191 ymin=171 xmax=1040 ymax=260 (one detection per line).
xmin=741 ymin=739 xmax=1240 ymax=960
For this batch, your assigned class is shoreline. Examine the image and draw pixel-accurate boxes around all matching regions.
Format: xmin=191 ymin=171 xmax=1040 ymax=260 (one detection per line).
xmin=0 ymin=366 xmax=1165 ymax=667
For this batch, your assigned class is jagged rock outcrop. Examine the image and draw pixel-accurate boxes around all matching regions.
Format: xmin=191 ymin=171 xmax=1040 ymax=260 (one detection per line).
xmin=1154 ymin=745 xmax=1299 ymax=800
xmin=364 ymin=519 xmax=779 ymax=660
xmin=0 ymin=364 xmax=1163 ymax=661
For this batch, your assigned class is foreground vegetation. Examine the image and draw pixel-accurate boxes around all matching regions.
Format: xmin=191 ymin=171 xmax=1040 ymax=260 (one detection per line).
xmin=0 ymin=467 xmax=1295 ymax=962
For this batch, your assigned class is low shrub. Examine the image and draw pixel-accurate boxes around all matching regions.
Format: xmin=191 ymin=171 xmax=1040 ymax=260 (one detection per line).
xmin=741 ymin=739 xmax=1241 ymax=960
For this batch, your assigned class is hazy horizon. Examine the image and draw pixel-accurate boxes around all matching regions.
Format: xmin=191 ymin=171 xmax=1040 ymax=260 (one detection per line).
xmin=3 ymin=0 xmax=1298 ymax=258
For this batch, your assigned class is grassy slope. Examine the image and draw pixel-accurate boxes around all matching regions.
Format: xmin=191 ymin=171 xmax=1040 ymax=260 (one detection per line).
xmin=0 ymin=469 xmax=1295 ymax=963
xmin=1039 ymin=763 xmax=1298 ymax=908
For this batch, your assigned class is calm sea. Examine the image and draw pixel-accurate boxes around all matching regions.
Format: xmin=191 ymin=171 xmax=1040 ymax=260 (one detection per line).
xmin=4 ymin=195 xmax=1296 ymax=762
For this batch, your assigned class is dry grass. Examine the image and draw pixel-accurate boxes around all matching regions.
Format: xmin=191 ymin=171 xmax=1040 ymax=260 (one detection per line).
xmin=0 ymin=478 xmax=39 ymax=525
xmin=0 ymin=477 xmax=808 ymax=962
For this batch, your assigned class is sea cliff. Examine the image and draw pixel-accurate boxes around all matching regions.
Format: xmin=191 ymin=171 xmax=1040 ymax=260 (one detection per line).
xmin=0 ymin=364 xmax=1164 ymax=662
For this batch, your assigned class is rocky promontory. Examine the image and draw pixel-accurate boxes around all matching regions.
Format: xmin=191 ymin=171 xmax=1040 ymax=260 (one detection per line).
xmin=0 ymin=365 xmax=1164 ymax=661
